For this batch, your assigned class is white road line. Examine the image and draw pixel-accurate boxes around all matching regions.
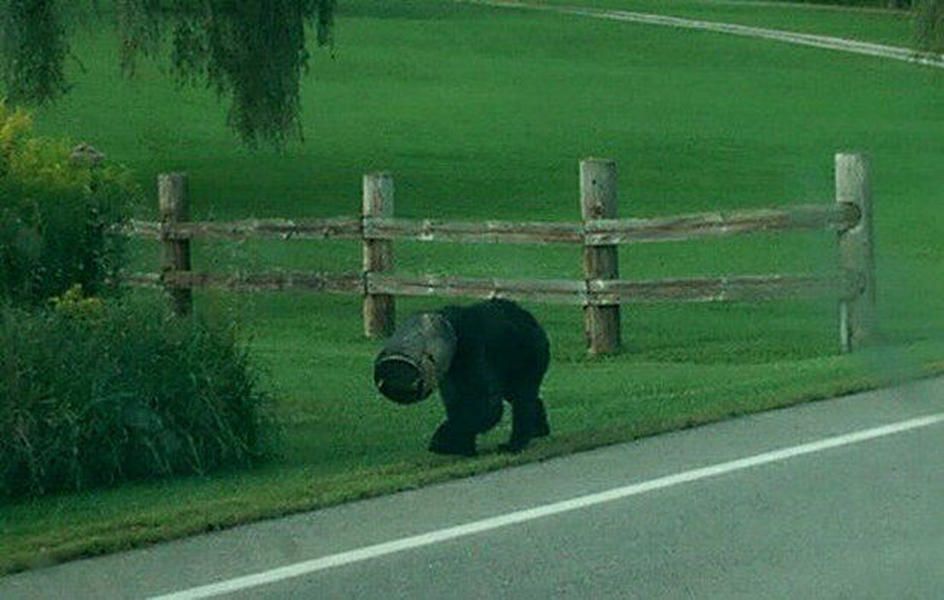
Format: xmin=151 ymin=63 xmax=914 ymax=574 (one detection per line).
xmin=464 ymin=1 xmax=944 ymax=69
xmin=150 ymin=412 xmax=944 ymax=600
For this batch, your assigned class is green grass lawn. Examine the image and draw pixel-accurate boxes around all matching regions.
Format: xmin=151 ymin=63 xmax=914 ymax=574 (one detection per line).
xmin=3 ymin=0 xmax=944 ymax=573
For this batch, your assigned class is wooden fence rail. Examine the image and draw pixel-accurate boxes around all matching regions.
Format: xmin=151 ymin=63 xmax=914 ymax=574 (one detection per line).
xmin=127 ymin=203 xmax=858 ymax=246
xmin=127 ymin=216 xmax=363 ymax=241
xmin=128 ymin=154 xmax=875 ymax=355
xmin=130 ymin=271 xmax=859 ymax=306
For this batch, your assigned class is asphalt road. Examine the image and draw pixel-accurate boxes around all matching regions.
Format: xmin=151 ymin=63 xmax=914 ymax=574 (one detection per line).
xmin=2 ymin=377 xmax=942 ymax=599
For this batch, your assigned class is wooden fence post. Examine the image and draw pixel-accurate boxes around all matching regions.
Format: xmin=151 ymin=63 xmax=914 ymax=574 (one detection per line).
xmin=581 ymin=158 xmax=621 ymax=355
xmin=363 ymin=172 xmax=395 ymax=338
xmin=836 ymin=152 xmax=875 ymax=353
xmin=159 ymin=172 xmax=192 ymax=316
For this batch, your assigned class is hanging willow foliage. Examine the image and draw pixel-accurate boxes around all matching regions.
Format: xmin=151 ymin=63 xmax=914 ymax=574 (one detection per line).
xmin=0 ymin=0 xmax=70 ymax=104
xmin=0 ymin=0 xmax=335 ymax=147
xmin=916 ymin=0 xmax=944 ymax=54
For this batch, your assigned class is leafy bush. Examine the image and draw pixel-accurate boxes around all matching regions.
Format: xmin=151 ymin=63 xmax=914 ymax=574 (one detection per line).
xmin=0 ymin=104 xmax=139 ymax=306
xmin=0 ymin=291 xmax=277 ymax=497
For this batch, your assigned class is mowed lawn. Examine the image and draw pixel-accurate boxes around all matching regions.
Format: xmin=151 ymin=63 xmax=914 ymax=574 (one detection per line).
xmin=3 ymin=0 xmax=944 ymax=572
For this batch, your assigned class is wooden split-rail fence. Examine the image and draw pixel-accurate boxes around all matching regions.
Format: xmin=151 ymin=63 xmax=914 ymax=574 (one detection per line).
xmin=126 ymin=154 xmax=875 ymax=355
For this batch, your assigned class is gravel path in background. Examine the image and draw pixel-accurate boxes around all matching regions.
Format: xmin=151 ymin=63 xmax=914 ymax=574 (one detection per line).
xmin=466 ymin=0 xmax=944 ymax=68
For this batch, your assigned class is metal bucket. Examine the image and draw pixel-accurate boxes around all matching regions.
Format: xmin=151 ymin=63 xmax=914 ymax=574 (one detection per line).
xmin=374 ymin=312 xmax=457 ymax=404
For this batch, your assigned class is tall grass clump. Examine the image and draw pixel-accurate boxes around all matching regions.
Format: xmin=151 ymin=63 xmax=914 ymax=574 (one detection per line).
xmin=0 ymin=290 xmax=277 ymax=498
xmin=0 ymin=103 xmax=138 ymax=306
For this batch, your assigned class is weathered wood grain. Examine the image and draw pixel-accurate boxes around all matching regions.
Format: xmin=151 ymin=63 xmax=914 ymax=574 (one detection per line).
xmin=366 ymin=273 xmax=587 ymax=305
xmin=591 ymin=273 xmax=857 ymax=305
xmin=581 ymin=158 xmax=621 ymax=355
xmin=131 ymin=270 xmax=854 ymax=307
xmin=585 ymin=203 xmax=859 ymax=245
xmin=158 ymin=173 xmax=192 ymax=316
xmin=363 ymin=173 xmax=396 ymax=338
xmin=129 ymin=205 xmax=856 ymax=246
xmin=363 ymin=218 xmax=583 ymax=244
xmin=836 ymin=153 xmax=875 ymax=353
xmin=122 ymin=217 xmax=361 ymax=241
xmin=156 ymin=270 xmax=363 ymax=294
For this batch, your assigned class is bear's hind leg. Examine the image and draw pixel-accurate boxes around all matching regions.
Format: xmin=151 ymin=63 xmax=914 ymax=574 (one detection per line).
xmin=500 ymin=382 xmax=547 ymax=453
xmin=534 ymin=398 xmax=550 ymax=438
xmin=499 ymin=401 xmax=537 ymax=453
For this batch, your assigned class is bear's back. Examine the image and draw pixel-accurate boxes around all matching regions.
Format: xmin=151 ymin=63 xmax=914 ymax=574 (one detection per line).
xmin=442 ymin=299 xmax=549 ymax=383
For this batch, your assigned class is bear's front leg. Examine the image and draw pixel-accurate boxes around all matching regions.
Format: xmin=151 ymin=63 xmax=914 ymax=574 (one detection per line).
xmin=428 ymin=421 xmax=477 ymax=457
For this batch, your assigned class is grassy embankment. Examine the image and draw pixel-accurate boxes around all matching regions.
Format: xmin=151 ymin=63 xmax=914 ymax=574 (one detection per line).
xmin=2 ymin=0 xmax=943 ymax=574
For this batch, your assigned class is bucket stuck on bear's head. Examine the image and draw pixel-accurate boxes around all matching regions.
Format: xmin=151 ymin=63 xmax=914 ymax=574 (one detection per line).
xmin=374 ymin=312 xmax=457 ymax=405
xmin=373 ymin=354 xmax=432 ymax=404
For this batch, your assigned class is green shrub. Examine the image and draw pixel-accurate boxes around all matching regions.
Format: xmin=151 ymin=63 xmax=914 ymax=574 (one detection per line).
xmin=0 ymin=291 xmax=277 ymax=497
xmin=0 ymin=104 xmax=139 ymax=306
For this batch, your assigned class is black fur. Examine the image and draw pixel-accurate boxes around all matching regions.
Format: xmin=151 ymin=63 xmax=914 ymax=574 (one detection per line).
xmin=427 ymin=299 xmax=550 ymax=456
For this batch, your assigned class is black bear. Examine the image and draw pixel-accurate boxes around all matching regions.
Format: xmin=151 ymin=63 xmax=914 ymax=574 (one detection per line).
xmin=374 ymin=299 xmax=550 ymax=456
